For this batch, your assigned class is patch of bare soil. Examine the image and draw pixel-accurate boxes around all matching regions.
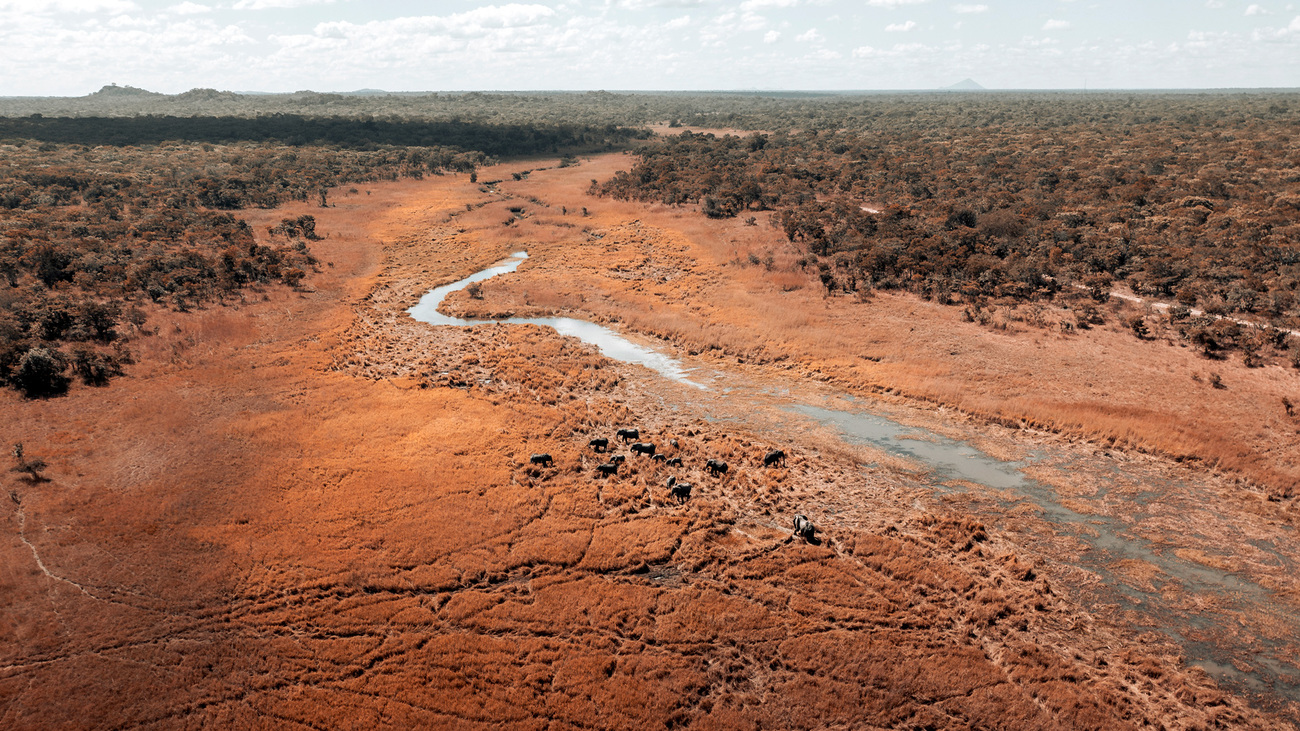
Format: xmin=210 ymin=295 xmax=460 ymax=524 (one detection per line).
xmin=0 ymin=163 xmax=1291 ymax=729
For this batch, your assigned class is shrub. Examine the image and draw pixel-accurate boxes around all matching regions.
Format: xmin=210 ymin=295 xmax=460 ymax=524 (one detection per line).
xmin=70 ymin=345 xmax=124 ymax=386
xmin=13 ymin=347 xmax=69 ymax=397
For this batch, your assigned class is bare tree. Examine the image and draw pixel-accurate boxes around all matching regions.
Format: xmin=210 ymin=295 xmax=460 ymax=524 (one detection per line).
xmin=11 ymin=443 xmax=48 ymax=483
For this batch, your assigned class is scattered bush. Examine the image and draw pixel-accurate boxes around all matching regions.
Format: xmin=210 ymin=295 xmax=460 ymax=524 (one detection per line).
xmin=593 ymin=95 xmax=1300 ymax=365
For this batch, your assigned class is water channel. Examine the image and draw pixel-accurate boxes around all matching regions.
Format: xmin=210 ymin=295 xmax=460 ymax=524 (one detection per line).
xmin=409 ymin=251 xmax=1300 ymax=717
xmin=791 ymin=402 xmax=1300 ymax=709
xmin=408 ymin=252 xmax=703 ymax=388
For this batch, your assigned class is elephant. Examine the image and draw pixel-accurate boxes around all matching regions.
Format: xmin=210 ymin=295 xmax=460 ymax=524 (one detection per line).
xmin=666 ymin=476 xmax=692 ymax=503
xmin=530 ymin=453 xmax=553 ymax=467
xmin=763 ymin=449 xmax=786 ymax=468
xmin=589 ymin=438 xmax=609 ymax=452
xmin=705 ymin=459 xmax=729 ymax=477
xmin=617 ymin=428 xmax=640 ymax=442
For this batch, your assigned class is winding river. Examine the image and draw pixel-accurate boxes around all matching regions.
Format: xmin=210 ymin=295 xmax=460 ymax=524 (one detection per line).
xmin=408 ymin=252 xmax=702 ymax=388
xmin=409 ymin=251 xmax=1300 ymax=715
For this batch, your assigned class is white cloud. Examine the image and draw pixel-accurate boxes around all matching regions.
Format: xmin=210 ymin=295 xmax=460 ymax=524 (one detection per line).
xmin=233 ymin=0 xmax=334 ymax=9
xmin=740 ymin=0 xmax=800 ymax=8
xmin=440 ymin=4 xmax=557 ymax=32
xmin=619 ymin=0 xmax=704 ymax=8
xmin=1245 ymin=4 xmax=1267 ymax=14
xmin=1251 ymin=14 xmax=1300 ymax=38
xmin=1185 ymin=28 xmax=1232 ymax=47
xmin=309 ymin=10 xmax=554 ymax=43
xmin=167 ymin=1 xmax=210 ymax=13
xmin=108 ymin=13 xmax=156 ymax=26
xmin=851 ymin=41 xmax=934 ymax=58
xmin=0 ymin=0 xmax=1295 ymax=94
xmin=739 ymin=12 xmax=768 ymax=30
xmin=0 ymin=0 xmax=137 ymax=10
xmin=1042 ymin=19 xmax=1070 ymax=30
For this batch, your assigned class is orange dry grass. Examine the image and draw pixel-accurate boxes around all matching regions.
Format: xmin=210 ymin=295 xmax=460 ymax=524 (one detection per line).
xmin=488 ymin=155 xmax=1300 ymax=504
xmin=0 ymin=168 xmax=1289 ymax=730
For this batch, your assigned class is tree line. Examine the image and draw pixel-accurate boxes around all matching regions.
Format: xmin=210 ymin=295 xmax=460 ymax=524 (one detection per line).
xmin=0 ymin=114 xmax=647 ymax=155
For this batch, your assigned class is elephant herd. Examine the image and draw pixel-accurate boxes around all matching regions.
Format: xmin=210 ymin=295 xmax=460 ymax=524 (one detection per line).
xmin=528 ymin=430 xmax=815 ymax=540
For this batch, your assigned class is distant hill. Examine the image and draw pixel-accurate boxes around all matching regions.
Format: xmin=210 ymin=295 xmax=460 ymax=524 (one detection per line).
xmin=88 ymin=84 xmax=163 ymax=98
xmin=175 ymin=88 xmax=243 ymax=103
xmin=945 ymin=78 xmax=986 ymax=91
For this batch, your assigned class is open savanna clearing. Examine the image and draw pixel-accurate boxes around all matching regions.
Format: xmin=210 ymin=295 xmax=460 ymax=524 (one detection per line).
xmin=2 ymin=155 xmax=1296 ymax=729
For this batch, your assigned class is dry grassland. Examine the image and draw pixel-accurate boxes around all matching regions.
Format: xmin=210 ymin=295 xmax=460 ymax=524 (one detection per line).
xmin=477 ymin=155 xmax=1300 ymax=505
xmin=0 ymin=160 xmax=1293 ymax=729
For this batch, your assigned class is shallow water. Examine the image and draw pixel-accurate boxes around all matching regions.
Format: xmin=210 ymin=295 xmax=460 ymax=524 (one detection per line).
xmin=791 ymin=400 xmax=1300 ymax=710
xmin=791 ymin=404 xmax=1033 ymax=490
xmin=407 ymin=252 xmax=703 ymax=388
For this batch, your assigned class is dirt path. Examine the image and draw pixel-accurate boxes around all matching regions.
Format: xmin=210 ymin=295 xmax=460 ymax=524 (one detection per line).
xmin=1054 ymin=274 xmax=1300 ymax=340
xmin=1102 ymin=285 xmax=1300 ymax=337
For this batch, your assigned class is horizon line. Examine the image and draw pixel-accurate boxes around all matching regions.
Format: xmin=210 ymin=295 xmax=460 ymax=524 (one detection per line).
xmin=3 ymin=85 xmax=1300 ymax=99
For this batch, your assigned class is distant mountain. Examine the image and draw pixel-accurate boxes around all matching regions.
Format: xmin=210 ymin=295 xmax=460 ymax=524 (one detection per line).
xmin=945 ymin=78 xmax=986 ymax=91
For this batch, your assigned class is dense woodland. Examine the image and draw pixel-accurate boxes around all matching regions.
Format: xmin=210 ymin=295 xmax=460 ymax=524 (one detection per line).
xmin=0 ymin=114 xmax=646 ymax=154
xmin=593 ymin=95 xmax=1300 ymax=364
xmin=0 ymin=113 xmax=642 ymax=397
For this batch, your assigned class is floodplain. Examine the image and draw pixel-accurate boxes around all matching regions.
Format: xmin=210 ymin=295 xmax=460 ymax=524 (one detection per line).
xmin=3 ymin=90 xmax=1300 ymax=729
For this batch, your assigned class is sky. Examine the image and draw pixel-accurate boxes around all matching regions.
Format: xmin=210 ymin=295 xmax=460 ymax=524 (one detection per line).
xmin=1 ymin=0 xmax=1297 ymax=95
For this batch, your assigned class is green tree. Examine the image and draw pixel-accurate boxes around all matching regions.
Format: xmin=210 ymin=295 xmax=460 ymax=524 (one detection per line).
xmin=14 ymin=347 xmax=69 ymax=397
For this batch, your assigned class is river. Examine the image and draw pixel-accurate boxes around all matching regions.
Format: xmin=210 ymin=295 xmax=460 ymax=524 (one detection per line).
xmin=408 ymin=250 xmax=1300 ymax=718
